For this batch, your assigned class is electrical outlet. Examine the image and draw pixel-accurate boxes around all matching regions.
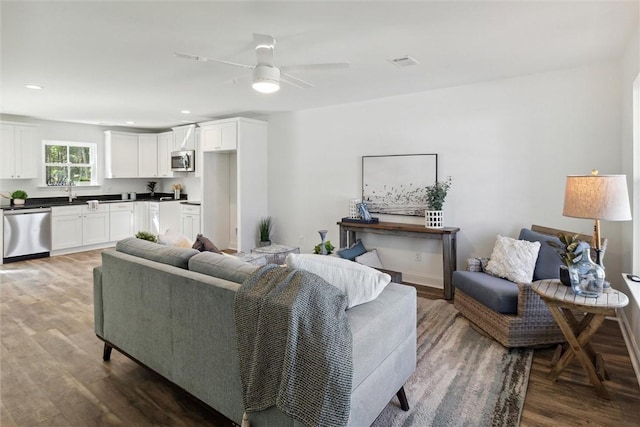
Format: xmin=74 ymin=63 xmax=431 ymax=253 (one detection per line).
xmin=414 ymin=252 xmax=422 ymax=262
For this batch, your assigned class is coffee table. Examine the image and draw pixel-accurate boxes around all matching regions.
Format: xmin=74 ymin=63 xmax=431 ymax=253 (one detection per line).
xmin=251 ymin=244 xmax=300 ymax=265
xmin=531 ymin=280 xmax=629 ymax=399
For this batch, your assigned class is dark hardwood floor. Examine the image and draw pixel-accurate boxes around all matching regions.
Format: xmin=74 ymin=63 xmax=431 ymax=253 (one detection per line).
xmin=1 ymin=250 xmax=639 ymax=426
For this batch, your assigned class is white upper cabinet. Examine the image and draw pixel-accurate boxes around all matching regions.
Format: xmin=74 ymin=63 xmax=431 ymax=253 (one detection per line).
xmin=138 ymin=134 xmax=158 ymax=178
xmin=105 ymin=131 xmax=138 ymax=178
xmin=200 ymin=120 xmax=238 ymax=152
xmin=0 ymin=122 xmax=38 ymax=179
xmin=172 ymin=124 xmax=196 ymax=151
xmin=157 ymin=132 xmax=174 ymax=178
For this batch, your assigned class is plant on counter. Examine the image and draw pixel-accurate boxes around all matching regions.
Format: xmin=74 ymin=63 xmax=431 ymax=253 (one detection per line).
xmin=147 ymin=181 xmax=157 ymax=197
xmin=135 ymin=231 xmax=158 ymax=243
xmin=11 ymin=190 xmax=28 ymax=201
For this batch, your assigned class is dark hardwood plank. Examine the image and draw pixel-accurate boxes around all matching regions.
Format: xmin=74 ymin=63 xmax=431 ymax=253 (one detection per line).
xmin=1 ymin=250 xmax=639 ymax=426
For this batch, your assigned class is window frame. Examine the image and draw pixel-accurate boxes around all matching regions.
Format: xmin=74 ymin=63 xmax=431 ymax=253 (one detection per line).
xmin=42 ymin=140 xmax=98 ymax=187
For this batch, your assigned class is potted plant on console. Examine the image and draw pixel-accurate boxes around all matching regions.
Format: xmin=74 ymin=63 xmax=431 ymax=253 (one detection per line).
xmin=11 ymin=190 xmax=28 ymax=206
xmin=424 ymin=178 xmax=451 ymax=228
xmin=258 ymin=216 xmax=272 ymax=247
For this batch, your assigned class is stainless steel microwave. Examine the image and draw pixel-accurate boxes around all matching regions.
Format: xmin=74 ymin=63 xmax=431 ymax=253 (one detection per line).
xmin=171 ymin=150 xmax=195 ymax=172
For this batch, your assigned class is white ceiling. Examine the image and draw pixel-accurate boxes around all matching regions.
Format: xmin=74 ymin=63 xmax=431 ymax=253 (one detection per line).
xmin=1 ymin=1 xmax=638 ymax=130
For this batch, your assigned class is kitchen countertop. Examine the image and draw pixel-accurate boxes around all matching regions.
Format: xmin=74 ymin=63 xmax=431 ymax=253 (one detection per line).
xmin=1 ymin=193 xmax=190 ymax=211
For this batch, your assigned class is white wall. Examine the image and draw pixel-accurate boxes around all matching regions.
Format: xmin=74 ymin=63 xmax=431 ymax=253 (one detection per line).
xmin=268 ymin=61 xmax=623 ymax=288
xmin=0 ymin=114 xmax=201 ymax=202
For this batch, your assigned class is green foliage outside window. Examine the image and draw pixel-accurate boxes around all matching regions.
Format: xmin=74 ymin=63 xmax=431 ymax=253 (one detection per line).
xmin=44 ymin=142 xmax=95 ymax=186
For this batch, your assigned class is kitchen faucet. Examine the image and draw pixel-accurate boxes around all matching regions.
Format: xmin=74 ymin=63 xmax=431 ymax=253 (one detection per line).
xmin=66 ymin=179 xmax=76 ymax=202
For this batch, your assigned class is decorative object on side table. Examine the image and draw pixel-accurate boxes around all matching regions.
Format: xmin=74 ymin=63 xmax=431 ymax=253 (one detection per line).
xmin=314 ymin=233 xmax=335 ymax=255
xmin=147 ymin=181 xmax=157 ymax=198
xmin=258 ymin=216 xmax=272 ymax=247
xmin=348 ymin=199 xmax=361 ymax=219
xmin=341 ymin=202 xmax=379 ymax=224
xmin=172 ymin=183 xmax=182 ymax=200
xmin=547 ymin=233 xmax=590 ymax=287
xmin=10 ymin=190 xmax=28 ymax=206
xmin=562 ymin=170 xmax=632 ymax=292
xmin=424 ymin=177 xmax=451 ymax=229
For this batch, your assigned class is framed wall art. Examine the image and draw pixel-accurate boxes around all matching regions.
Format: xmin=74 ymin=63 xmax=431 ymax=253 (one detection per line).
xmin=362 ymin=154 xmax=438 ymax=216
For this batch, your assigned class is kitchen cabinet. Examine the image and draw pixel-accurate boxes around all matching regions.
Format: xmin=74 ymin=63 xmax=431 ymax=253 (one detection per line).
xmin=138 ymin=134 xmax=159 ymax=178
xmin=157 ymin=132 xmax=174 ymax=178
xmin=83 ymin=205 xmax=110 ymax=245
xmin=134 ymin=201 xmax=149 ymax=233
xmin=199 ymin=120 xmax=237 ymax=152
xmin=52 ymin=205 xmax=109 ymax=249
xmin=52 ymin=206 xmax=83 ymax=250
xmin=0 ymin=122 xmax=38 ymax=179
xmin=149 ymin=201 xmax=180 ymax=236
xmin=109 ymin=202 xmax=135 ymax=241
xmin=201 ymin=118 xmax=267 ymax=252
xmin=172 ymin=124 xmax=196 ymax=151
xmin=180 ymin=204 xmax=201 ymax=242
xmin=105 ymin=131 xmax=138 ymax=178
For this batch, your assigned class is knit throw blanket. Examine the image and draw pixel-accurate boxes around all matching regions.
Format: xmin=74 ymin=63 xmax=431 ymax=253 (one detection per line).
xmin=234 ymin=264 xmax=353 ymax=427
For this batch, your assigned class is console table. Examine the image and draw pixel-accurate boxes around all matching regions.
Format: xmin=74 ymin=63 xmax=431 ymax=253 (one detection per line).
xmin=337 ymin=221 xmax=460 ymax=299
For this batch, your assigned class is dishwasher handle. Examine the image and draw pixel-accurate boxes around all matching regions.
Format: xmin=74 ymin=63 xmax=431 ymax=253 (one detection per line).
xmin=3 ymin=208 xmax=52 ymax=215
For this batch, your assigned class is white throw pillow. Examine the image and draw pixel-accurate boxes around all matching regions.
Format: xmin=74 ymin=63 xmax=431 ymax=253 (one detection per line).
xmin=157 ymin=229 xmax=192 ymax=248
xmin=285 ymin=253 xmax=391 ymax=308
xmin=485 ymin=235 xmax=540 ymax=283
xmin=355 ymin=249 xmax=384 ymax=269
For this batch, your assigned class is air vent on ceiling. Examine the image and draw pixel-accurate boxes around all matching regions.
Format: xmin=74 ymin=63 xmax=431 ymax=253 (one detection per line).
xmin=389 ymin=55 xmax=419 ymax=68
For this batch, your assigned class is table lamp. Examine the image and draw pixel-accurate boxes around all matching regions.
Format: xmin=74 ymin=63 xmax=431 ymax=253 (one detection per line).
xmin=562 ymin=170 xmax=632 ymax=286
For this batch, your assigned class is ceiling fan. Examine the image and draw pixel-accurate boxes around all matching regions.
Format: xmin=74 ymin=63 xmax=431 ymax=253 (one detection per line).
xmin=175 ymin=33 xmax=350 ymax=94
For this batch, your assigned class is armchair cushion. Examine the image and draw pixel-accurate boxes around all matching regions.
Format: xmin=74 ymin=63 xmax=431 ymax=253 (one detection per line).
xmin=453 ymin=271 xmax=519 ymax=314
xmin=519 ymin=228 xmax=563 ymax=281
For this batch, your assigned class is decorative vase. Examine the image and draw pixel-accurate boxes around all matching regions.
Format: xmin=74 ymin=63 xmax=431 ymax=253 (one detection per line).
xmin=174 ymin=189 xmax=180 ymax=200
xmin=424 ymin=210 xmax=443 ymax=228
xmin=12 ymin=199 xmax=25 ymax=206
xmin=568 ymin=248 xmax=605 ymax=297
xmin=318 ymin=230 xmax=328 ymax=255
xmin=349 ymin=199 xmax=361 ymax=219
xmin=559 ymin=265 xmax=571 ymax=287
xmin=259 ymin=240 xmax=271 ymax=247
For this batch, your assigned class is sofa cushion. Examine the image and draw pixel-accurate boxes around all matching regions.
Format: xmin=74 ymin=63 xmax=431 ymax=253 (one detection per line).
xmin=285 ymin=253 xmax=391 ymax=308
xmin=355 ymin=249 xmax=384 ymax=269
xmin=337 ymin=239 xmax=367 ymax=261
xmin=453 ymin=270 xmax=519 ymax=314
xmin=116 ymin=237 xmax=199 ymax=269
xmin=485 ymin=235 xmax=540 ymax=283
xmin=189 ymin=251 xmax=258 ymax=284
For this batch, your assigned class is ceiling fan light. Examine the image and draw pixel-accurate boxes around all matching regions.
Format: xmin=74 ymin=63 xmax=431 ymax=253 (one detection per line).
xmin=253 ymin=65 xmax=280 ymax=94
xmin=252 ymin=80 xmax=280 ymax=93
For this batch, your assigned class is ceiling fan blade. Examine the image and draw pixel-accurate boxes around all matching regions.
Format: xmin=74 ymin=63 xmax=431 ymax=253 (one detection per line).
xmin=281 ymin=72 xmax=314 ymax=89
xmin=281 ymin=62 xmax=350 ymax=72
xmin=174 ymin=52 xmax=254 ymax=69
xmin=253 ymin=33 xmax=275 ymax=67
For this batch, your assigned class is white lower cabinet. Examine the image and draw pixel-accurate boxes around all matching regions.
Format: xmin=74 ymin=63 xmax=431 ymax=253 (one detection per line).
xmin=52 ymin=205 xmax=109 ymax=250
xmin=180 ymin=204 xmax=201 ymax=242
xmin=109 ymin=202 xmax=134 ymax=241
xmin=134 ymin=201 xmax=149 ymax=234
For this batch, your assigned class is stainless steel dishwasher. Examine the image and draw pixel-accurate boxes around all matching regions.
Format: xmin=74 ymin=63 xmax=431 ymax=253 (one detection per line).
xmin=3 ymin=207 xmax=52 ymax=262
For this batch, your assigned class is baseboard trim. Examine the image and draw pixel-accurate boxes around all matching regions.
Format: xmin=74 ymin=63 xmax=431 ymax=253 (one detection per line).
xmin=617 ymin=308 xmax=640 ymax=389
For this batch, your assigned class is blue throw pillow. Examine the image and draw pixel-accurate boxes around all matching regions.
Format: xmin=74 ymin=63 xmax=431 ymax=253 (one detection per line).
xmin=337 ymin=239 xmax=367 ymax=261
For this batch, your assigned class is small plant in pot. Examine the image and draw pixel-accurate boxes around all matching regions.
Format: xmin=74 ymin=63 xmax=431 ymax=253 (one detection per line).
xmin=314 ymin=240 xmax=335 ymax=255
xmin=258 ymin=216 xmax=272 ymax=246
xmin=11 ymin=190 xmax=28 ymax=206
xmin=424 ymin=178 xmax=451 ymax=228
xmin=135 ymin=231 xmax=158 ymax=243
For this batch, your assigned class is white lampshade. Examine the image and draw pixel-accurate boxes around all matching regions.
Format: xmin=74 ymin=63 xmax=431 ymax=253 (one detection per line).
xmin=563 ymin=174 xmax=631 ymax=221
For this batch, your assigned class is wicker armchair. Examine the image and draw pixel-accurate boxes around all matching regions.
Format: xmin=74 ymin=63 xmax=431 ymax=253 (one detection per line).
xmin=453 ymin=225 xmax=606 ymax=348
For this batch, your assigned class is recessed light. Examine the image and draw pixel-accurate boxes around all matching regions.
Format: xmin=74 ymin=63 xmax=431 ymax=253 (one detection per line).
xmin=180 ymin=110 xmax=191 ymax=114
xmin=25 ymin=84 xmax=43 ymax=90
xmin=125 ymin=121 xmax=135 ymax=125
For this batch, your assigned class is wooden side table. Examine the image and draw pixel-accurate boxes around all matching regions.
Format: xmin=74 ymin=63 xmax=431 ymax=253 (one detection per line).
xmin=531 ymin=280 xmax=629 ymax=399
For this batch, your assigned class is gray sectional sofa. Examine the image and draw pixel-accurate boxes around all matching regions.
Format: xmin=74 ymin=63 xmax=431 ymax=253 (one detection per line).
xmin=93 ymin=237 xmax=417 ymax=427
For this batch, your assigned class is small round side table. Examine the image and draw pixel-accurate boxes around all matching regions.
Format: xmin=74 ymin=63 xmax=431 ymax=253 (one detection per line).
xmin=531 ymin=280 xmax=629 ymax=399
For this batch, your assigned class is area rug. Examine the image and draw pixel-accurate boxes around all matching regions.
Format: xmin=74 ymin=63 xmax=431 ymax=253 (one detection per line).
xmin=371 ymin=298 xmax=533 ymax=427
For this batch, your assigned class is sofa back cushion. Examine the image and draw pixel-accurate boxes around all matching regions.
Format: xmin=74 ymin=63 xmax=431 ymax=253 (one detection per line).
xmin=116 ymin=237 xmax=199 ymax=269
xmin=189 ymin=252 xmax=258 ymax=284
